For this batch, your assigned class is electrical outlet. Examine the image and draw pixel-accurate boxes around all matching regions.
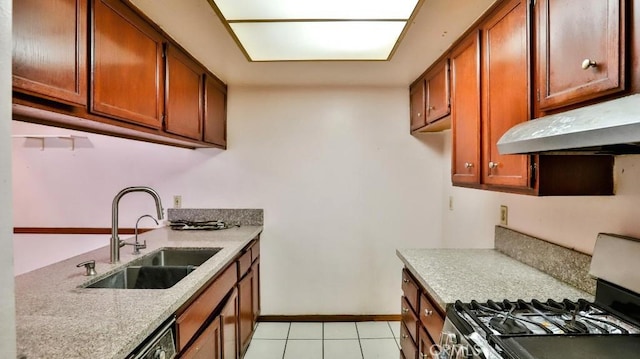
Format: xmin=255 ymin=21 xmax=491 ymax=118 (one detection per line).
xmin=449 ymin=196 xmax=454 ymax=211
xmin=500 ymin=205 xmax=508 ymax=226
xmin=173 ymin=195 xmax=182 ymax=209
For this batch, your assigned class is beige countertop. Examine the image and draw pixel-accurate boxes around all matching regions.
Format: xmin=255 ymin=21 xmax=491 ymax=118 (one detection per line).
xmin=396 ymin=248 xmax=593 ymax=313
xmin=15 ymin=225 xmax=262 ymax=359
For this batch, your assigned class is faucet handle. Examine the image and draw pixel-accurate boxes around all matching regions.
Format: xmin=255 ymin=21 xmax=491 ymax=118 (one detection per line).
xmin=76 ymin=260 xmax=97 ymax=276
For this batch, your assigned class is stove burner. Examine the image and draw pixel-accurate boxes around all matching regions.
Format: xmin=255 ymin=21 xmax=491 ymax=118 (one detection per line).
xmin=489 ymin=316 xmax=532 ymax=335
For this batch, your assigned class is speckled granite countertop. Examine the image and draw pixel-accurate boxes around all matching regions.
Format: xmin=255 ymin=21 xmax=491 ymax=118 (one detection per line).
xmin=396 ymin=249 xmax=592 ymax=312
xmin=15 ymin=225 xmax=262 ymax=359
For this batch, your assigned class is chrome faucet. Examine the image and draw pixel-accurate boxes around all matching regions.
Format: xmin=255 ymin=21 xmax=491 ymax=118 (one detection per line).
xmin=111 ymin=186 xmax=164 ymax=263
xmin=122 ymin=214 xmax=159 ymax=255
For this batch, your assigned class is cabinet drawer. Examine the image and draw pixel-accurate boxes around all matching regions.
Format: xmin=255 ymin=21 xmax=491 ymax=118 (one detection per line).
xmin=177 ymin=263 xmax=237 ymax=351
xmin=401 ymin=296 xmax=419 ymax=343
xmin=401 ymin=268 xmax=419 ymax=312
xmin=400 ymin=321 xmax=418 ymax=359
xmin=251 ymin=239 xmax=260 ymax=262
xmin=238 ymin=249 xmax=252 ymax=279
xmin=419 ymin=293 xmax=444 ymax=344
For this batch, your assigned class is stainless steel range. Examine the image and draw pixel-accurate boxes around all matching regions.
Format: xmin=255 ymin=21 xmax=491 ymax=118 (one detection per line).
xmin=438 ymin=233 xmax=640 ymax=359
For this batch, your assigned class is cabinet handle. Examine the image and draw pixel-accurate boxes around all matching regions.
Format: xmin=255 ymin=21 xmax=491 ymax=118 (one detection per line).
xmin=402 ymin=334 xmax=409 ymax=340
xmin=403 ymin=278 xmax=409 ymax=283
xmin=402 ymin=307 xmax=409 ymax=314
xmin=464 ymin=162 xmax=473 ymax=169
xmin=420 ymin=353 xmax=431 ymax=359
xmin=424 ymin=309 xmax=433 ymax=316
xmin=489 ymin=161 xmax=499 ymax=169
xmin=581 ymin=59 xmax=597 ymax=69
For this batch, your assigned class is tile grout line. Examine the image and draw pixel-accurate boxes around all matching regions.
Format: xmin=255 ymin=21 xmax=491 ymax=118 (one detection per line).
xmin=355 ymin=322 xmax=365 ymax=359
xmin=388 ymin=321 xmax=400 ymax=350
xmin=281 ymin=322 xmax=292 ymax=359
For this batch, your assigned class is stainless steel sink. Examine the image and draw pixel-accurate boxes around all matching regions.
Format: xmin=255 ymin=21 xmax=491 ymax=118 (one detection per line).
xmin=83 ymin=247 xmax=222 ymax=289
xmin=131 ymin=248 xmax=222 ymax=267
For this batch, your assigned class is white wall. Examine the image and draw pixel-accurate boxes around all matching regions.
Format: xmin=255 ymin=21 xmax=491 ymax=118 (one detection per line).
xmin=440 ymin=133 xmax=640 ymax=254
xmin=0 ymin=0 xmax=16 ymax=356
xmin=12 ymin=86 xmax=447 ymax=314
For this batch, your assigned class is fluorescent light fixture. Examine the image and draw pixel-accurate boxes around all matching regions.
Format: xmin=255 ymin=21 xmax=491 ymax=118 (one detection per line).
xmin=208 ymin=0 xmax=422 ymax=61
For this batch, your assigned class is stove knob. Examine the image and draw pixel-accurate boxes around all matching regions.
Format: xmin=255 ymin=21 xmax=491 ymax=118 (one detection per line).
xmin=153 ymin=348 xmax=167 ymax=359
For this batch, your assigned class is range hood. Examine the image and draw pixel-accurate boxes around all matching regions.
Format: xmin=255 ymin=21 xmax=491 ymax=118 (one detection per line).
xmin=497 ymin=94 xmax=640 ymax=155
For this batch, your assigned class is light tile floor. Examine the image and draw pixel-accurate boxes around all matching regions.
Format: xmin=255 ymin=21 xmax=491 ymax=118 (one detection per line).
xmin=244 ymin=321 xmax=401 ymax=359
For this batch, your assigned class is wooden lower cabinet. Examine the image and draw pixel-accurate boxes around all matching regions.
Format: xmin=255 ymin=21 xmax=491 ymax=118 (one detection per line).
xmin=221 ymin=288 xmax=238 ymax=359
xmin=238 ymin=269 xmax=254 ymax=354
xmin=180 ymin=317 xmax=222 ymax=359
xmin=400 ymin=321 xmax=418 ymax=359
xmin=418 ymin=327 xmax=436 ymax=359
xmin=177 ymin=238 xmax=261 ymax=359
xmin=400 ymin=268 xmax=445 ymax=359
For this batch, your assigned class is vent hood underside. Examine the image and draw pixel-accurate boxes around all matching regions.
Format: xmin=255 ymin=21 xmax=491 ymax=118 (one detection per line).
xmin=497 ymin=94 xmax=640 ymax=155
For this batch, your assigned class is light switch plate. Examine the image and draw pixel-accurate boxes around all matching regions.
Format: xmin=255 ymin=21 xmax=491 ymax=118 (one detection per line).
xmin=173 ymin=195 xmax=182 ymax=209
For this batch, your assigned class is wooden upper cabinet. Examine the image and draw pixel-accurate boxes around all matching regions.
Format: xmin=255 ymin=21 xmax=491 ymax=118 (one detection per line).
xmin=425 ymin=59 xmax=451 ymax=124
xmin=451 ymin=31 xmax=481 ymax=185
xmin=536 ymin=0 xmax=625 ymax=111
xmin=410 ymin=78 xmax=426 ymax=131
xmin=91 ymin=0 xmax=164 ymax=128
xmin=12 ymin=0 xmax=87 ymax=106
xmin=481 ymin=0 xmax=530 ymax=188
xmin=165 ymin=44 xmax=204 ymax=140
xmin=204 ymin=76 xmax=228 ymax=147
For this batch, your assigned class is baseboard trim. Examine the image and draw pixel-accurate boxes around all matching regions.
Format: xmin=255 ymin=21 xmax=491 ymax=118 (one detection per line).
xmin=258 ymin=314 xmax=401 ymax=322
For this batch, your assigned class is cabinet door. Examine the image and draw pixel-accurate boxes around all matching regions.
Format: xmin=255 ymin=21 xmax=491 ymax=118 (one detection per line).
xmin=204 ymin=75 xmax=227 ymax=147
xmin=418 ymin=327 xmax=435 ymax=359
xmin=13 ymin=0 xmax=87 ymax=106
xmin=410 ymin=79 xmax=427 ymax=131
xmin=536 ymin=0 xmax=624 ymax=110
xmin=91 ymin=0 xmax=164 ymax=128
xmin=181 ymin=317 xmax=222 ymax=359
xmin=481 ymin=0 xmax=530 ymax=188
xmin=252 ymin=259 xmax=260 ymax=323
xmin=221 ymin=288 xmax=238 ymax=359
xmin=166 ymin=44 xmax=204 ymax=140
xmin=400 ymin=321 xmax=418 ymax=359
xmin=426 ymin=60 xmax=450 ymax=124
xmin=238 ymin=270 xmax=254 ymax=355
xmin=451 ymin=32 xmax=481 ymax=185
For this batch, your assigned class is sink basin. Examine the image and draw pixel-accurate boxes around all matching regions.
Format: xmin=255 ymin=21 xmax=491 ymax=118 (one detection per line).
xmin=84 ymin=247 xmax=222 ymax=289
xmin=85 ymin=265 xmax=197 ymax=289
xmin=132 ymin=248 xmax=223 ymax=267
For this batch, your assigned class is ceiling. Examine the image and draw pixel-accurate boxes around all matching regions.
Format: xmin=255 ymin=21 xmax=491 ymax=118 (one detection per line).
xmin=129 ymin=0 xmax=497 ymax=87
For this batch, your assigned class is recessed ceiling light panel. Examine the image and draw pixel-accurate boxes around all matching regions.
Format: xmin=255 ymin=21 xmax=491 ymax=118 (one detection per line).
xmin=230 ymin=21 xmax=406 ymax=61
xmin=208 ymin=0 xmax=423 ymax=61
xmin=215 ymin=0 xmax=420 ymax=20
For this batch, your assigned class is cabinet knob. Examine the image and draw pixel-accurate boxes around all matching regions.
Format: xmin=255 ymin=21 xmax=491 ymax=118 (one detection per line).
xmin=464 ymin=162 xmax=473 ymax=169
xmin=402 ymin=334 xmax=409 ymax=340
xmin=403 ymin=278 xmax=409 ymax=283
xmin=402 ymin=307 xmax=409 ymax=314
xmin=420 ymin=353 xmax=431 ymax=359
xmin=417 ymin=112 xmax=422 ymax=117
xmin=424 ymin=309 xmax=433 ymax=316
xmin=428 ymin=106 xmax=436 ymax=111
xmin=489 ymin=161 xmax=499 ymax=169
xmin=581 ymin=59 xmax=597 ymax=69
